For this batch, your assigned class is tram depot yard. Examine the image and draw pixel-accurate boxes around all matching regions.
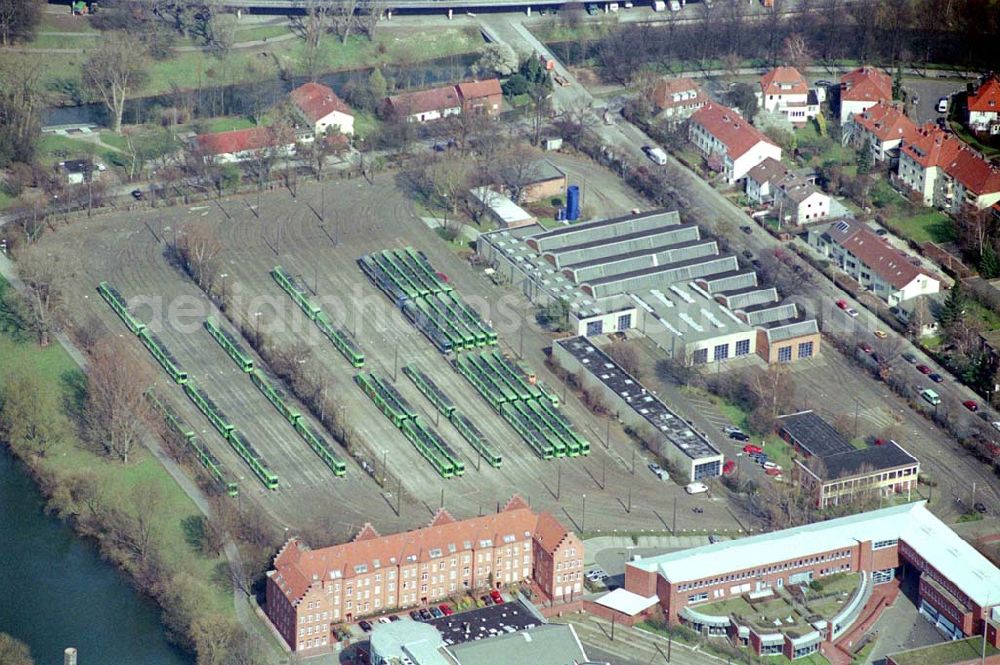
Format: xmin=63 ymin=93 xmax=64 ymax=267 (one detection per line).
xmin=42 ymin=174 xmax=743 ymax=541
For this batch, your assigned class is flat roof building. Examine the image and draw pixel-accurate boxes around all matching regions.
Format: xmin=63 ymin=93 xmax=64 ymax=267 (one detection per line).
xmin=553 ymin=335 xmax=724 ymax=481
xmin=778 ymin=411 xmax=920 ymax=508
xmin=624 ymin=502 xmax=1000 ymax=658
xmin=477 ymin=209 xmax=819 ymax=365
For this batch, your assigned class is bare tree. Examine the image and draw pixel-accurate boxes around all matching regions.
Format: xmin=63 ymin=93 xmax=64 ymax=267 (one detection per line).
xmin=873 ymin=334 xmax=904 ymax=378
xmin=0 ymin=372 xmax=63 ymax=457
xmin=606 ymin=340 xmax=642 ymax=379
xmin=174 ymin=221 xmax=224 ymax=291
xmin=782 ymin=33 xmax=814 ymax=70
xmin=490 ymin=143 xmax=543 ymax=203
xmin=14 ymin=248 xmax=66 ymax=346
xmin=297 ymin=0 xmax=332 ymax=80
xmin=329 ymin=0 xmax=360 ymax=43
xmin=357 ymin=0 xmax=387 ymax=40
xmin=748 ymin=365 xmax=796 ymax=432
xmin=83 ymin=32 xmax=149 ymax=133
xmin=86 ymin=339 xmax=154 ymax=464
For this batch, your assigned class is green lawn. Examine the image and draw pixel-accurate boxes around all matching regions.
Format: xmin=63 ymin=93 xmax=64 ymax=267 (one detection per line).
xmin=0 ymin=278 xmax=234 ymax=623
xmin=886 ymin=210 xmax=954 ymax=244
xmin=0 ymin=186 xmax=15 ymax=211
xmin=889 ymin=637 xmax=998 ymax=665
xmin=233 ymin=24 xmax=294 ymax=42
xmin=200 ymin=116 xmax=258 ymax=133
xmin=351 ymin=109 xmax=379 ymax=140
xmin=794 ymin=120 xmax=851 ymax=167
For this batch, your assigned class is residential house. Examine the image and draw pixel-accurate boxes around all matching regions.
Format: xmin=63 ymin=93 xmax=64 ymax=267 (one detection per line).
xmin=772 ymin=173 xmax=831 ymax=225
xmin=849 ymin=101 xmax=919 ymax=163
xmin=193 ymin=126 xmax=297 ymax=164
xmin=688 ymin=103 xmax=782 ymax=184
xmin=968 ymin=73 xmax=1000 ymax=136
xmin=839 ymin=66 xmax=893 ymax=124
xmin=264 ymin=496 xmax=583 ymax=653
xmin=756 ymin=66 xmax=819 ymax=125
xmin=456 ymin=79 xmax=503 ymax=115
xmin=289 ymin=82 xmax=354 ymax=136
xmin=898 ymin=125 xmax=1000 ymax=212
xmin=779 ymin=410 xmax=920 ymax=509
xmin=651 ymin=77 xmax=708 ymax=121
xmin=385 ymin=86 xmax=462 ymax=123
xmin=745 ymin=157 xmax=788 ymax=204
xmin=809 ymin=218 xmax=940 ymax=305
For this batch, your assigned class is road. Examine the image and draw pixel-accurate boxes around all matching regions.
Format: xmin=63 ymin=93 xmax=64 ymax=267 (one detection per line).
xmin=482 ymin=14 xmax=1000 ymax=518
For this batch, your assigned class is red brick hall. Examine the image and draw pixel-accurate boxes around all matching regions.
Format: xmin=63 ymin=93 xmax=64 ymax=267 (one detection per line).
xmin=624 ymin=502 xmax=1000 ymax=661
xmin=264 ymin=496 xmax=583 ymax=653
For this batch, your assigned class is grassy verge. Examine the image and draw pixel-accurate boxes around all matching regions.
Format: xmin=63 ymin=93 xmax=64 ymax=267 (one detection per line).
xmin=885 ymin=210 xmax=953 ymax=244
xmin=0 ymin=277 xmax=234 ymax=653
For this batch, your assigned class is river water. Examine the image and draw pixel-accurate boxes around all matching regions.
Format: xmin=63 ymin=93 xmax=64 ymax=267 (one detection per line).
xmin=0 ymin=448 xmax=193 ymax=665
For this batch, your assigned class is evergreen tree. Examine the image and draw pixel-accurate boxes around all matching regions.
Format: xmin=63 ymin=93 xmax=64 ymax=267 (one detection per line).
xmin=892 ymin=62 xmax=904 ymax=100
xmin=855 ymin=145 xmax=873 ymax=175
xmin=980 ymin=243 xmax=1000 ymax=278
xmin=937 ymin=282 xmax=966 ymax=327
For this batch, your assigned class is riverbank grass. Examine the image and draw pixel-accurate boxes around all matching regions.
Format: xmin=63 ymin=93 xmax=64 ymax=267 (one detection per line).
xmin=0 ymin=277 xmax=234 ymax=630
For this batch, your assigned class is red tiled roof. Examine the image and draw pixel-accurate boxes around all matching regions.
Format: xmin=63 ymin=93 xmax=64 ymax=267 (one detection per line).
xmin=387 ymin=85 xmax=461 ymax=116
xmin=853 ymin=101 xmax=919 ymax=144
xmin=943 ymin=147 xmax=1000 ymax=196
xmin=651 ymin=77 xmax=707 ymax=110
xmin=839 ymin=66 xmax=892 ymax=103
xmin=195 ymin=126 xmax=285 ymax=155
xmin=827 ymin=219 xmax=933 ymax=289
xmin=759 ymin=66 xmax=808 ymax=96
xmin=690 ymin=103 xmax=777 ymax=159
xmin=899 ymin=125 xmax=963 ymax=168
xmin=270 ymin=496 xmax=567 ymax=606
xmin=533 ymin=511 xmax=572 ymax=556
xmin=456 ymin=79 xmax=502 ymax=100
xmin=968 ymin=74 xmax=1000 ymax=113
xmin=289 ymin=82 xmax=352 ymax=122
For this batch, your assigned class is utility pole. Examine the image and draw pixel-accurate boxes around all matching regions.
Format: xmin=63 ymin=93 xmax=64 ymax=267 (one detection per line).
xmin=557 ymin=462 xmax=562 ymax=500
xmin=631 ymin=447 xmax=636 ymax=475
xmin=397 ymin=476 xmax=402 ymax=516
xmin=605 ymin=418 xmax=611 ymax=449
xmin=672 ymin=496 xmax=677 ymax=534
xmin=440 ymin=487 xmax=444 ymax=509
xmin=601 ymin=458 xmax=606 ymax=490
xmin=393 ymin=347 xmax=398 ymax=381
xmin=582 ymin=493 xmax=587 ymax=532
xmin=627 ymin=486 xmax=632 ymax=513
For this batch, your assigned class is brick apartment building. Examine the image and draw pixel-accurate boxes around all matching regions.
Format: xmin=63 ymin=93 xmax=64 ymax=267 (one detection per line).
xmin=265 ymin=497 xmax=583 ymax=653
xmin=623 ymin=502 xmax=1000 ymax=660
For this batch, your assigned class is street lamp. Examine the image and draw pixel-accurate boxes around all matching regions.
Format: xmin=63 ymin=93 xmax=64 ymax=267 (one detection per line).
xmin=582 ymin=493 xmax=587 ymax=532
xmin=219 ymin=273 xmax=228 ymax=307
xmin=382 ymin=448 xmax=389 ymax=485
xmin=254 ymin=311 xmax=262 ymax=342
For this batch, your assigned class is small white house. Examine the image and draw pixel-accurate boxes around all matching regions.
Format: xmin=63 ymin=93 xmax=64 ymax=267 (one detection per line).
xmin=689 ymin=103 xmax=782 ymax=184
xmin=756 ymin=67 xmax=818 ymax=125
xmin=968 ymin=74 xmax=1000 ymax=135
xmin=289 ymin=82 xmax=354 ymax=136
xmin=838 ymin=67 xmax=893 ymax=124
xmin=194 ymin=127 xmax=297 ymax=164
xmin=385 ymin=86 xmax=462 ymax=123
xmin=773 ymin=174 xmax=830 ymax=226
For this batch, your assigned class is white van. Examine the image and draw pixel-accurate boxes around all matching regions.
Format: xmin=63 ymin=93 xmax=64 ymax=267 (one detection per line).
xmin=921 ymin=388 xmax=941 ymax=406
xmin=685 ymin=482 xmax=708 ymax=495
xmin=936 ymin=96 xmax=949 ymax=114
xmin=643 ymin=145 xmax=668 ymax=165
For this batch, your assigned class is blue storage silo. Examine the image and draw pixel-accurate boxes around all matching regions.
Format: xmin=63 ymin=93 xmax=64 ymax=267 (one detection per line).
xmin=566 ymin=185 xmax=581 ymax=221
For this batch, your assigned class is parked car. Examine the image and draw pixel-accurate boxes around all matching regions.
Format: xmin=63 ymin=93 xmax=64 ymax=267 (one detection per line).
xmin=490 ymin=590 xmax=504 ymax=604
xmin=586 ymin=3 xmax=599 ymax=13
xmin=963 ymin=400 xmax=979 ymax=412
xmin=439 ymin=604 xmax=454 ymax=616
xmin=763 ymin=462 xmax=781 ymax=470
xmin=875 ymin=228 xmax=888 ymax=236
xmin=359 ymin=620 xmax=373 ymax=633
xmin=836 ymin=299 xmax=848 ymax=310
xmin=729 ymin=431 xmax=751 ymax=442
xmin=845 ymin=307 xmax=859 ymax=317
xmin=481 ymin=595 xmax=494 ymax=606
xmin=937 ymin=96 xmax=950 ymax=113
xmin=765 ymin=467 xmax=782 ymax=476
xmin=743 ymin=444 xmax=763 ymax=454
xmin=858 ymin=342 xmax=874 ymax=354
xmin=131 ymin=188 xmax=144 ymax=200
xmin=740 ymin=225 xmax=753 ymax=234
xmin=992 ymin=421 xmax=1000 ymax=432
xmin=708 ymin=534 xmax=721 ymax=544
xmin=751 ymin=259 xmax=763 ymax=270
xmin=874 ymin=437 xmax=887 ymax=446
xmin=389 ymin=614 xmax=400 ymax=622
xmin=410 ymin=610 xmax=423 ymax=621
xmin=723 ymin=425 xmax=743 ymax=434
xmin=420 ymin=609 xmax=433 ymax=621
xmin=723 ymin=460 xmax=736 ymax=475
xmin=814 ymin=79 xmax=833 ymax=87
xmin=975 ymin=502 xmax=988 ymax=514
xmin=916 ymin=364 xmax=933 ymax=375
xmin=429 ymin=607 xmax=444 ymax=619
xmin=902 ymin=352 xmax=917 ymax=364
xmin=642 ymin=145 xmax=668 ymax=165
xmin=647 ymin=462 xmax=669 ymax=481
xmin=929 ymin=373 xmax=944 ymax=383
xmin=742 ymin=250 xmax=754 ymax=259
xmin=873 ymin=330 xmax=888 ymax=339
xmin=378 ymin=616 xmax=391 ymax=624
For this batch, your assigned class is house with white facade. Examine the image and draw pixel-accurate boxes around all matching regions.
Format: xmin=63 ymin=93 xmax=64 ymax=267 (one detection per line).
xmin=838 ymin=66 xmax=892 ymax=124
xmin=848 ymin=101 xmax=919 ymax=163
xmin=688 ymin=103 xmax=782 ymax=184
xmin=809 ymin=219 xmax=940 ymax=305
xmin=651 ymin=77 xmax=708 ymax=121
xmin=289 ymin=82 xmax=354 ymax=136
xmin=773 ymin=174 xmax=831 ymax=226
xmin=745 ymin=157 xmax=788 ymax=204
xmin=967 ymin=73 xmax=1000 ymax=136
xmin=193 ymin=127 xmax=297 ymax=164
xmin=898 ymin=126 xmax=1000 ymax=213
xmin=756 ymin=66 xmax=819 ymax=125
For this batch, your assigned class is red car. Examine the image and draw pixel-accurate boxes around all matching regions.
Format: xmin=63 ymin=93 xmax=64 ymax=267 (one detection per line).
xmin=836 ymin=299 xmax=848 ymax=310
xmin=858 ymin=342 xmax=874 ymax=354
xmin=490 ymin=590 xmax=503 ymax=604
xmin=916 ymin=364 xmax=932 ymax=375
xmin=874 ymin=438 xmax=887 ymax=446
xmin=963 ymin=400 xmax=979 ymax=412
xmin=438 ymin=604 xmax=454 ymax=616
xmin=742 ymin=444 xmax=763 ymax=454
xmin=765 ymin=467 xmax=783 ymax=477
xmin=723 ymin=460 xmax=736 ymax=475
